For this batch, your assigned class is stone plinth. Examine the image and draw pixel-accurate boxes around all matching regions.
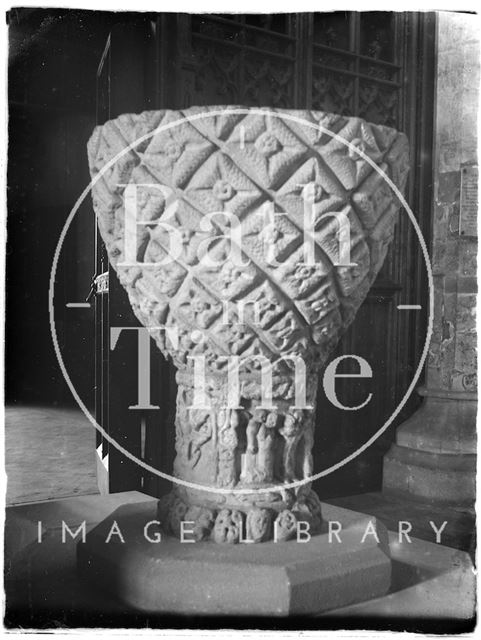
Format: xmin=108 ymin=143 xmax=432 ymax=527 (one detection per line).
xmin=384 ymin=388 xmax=476 ymax=503
xmin=77 ymin=501 xmax=391 ymax=616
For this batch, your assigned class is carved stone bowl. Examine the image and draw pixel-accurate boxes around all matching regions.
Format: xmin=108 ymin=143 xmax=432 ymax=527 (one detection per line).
xmin=88 ymin=106 xmax=409 ymax=543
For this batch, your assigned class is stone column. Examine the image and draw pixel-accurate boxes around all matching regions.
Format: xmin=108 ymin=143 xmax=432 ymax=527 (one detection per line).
xmin=383 ymin=13 xmax=478 ymax=504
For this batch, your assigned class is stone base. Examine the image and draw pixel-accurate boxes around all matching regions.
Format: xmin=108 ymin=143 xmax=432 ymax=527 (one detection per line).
xmin=77 ymin=501 xmax=391 ymax=616
xmin=383 ymin=389 xmax=476 ymax=504
xmin=383 ymin=444 xmax=476 ymax=503
xmin=158 ymin=487 xmax=323 ymax=544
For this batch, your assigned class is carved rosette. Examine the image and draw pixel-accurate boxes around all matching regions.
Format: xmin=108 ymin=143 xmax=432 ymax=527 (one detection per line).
xmin=88 ymin=106 xmax=409 ymax=543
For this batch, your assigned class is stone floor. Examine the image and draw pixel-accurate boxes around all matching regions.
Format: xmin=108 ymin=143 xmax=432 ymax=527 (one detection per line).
xmin=5 ymin=405 xmax=98 ymax=505
xmin=326 ymin=491 xmax=476 ymax=558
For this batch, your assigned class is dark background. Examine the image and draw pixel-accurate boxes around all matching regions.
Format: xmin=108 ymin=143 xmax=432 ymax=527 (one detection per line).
xmin=7 ymin=9 xmax=140 ymax=406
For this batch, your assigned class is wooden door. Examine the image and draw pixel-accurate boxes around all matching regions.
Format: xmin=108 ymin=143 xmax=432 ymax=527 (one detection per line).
xmin=94 ymin=18 xmax=176 ymax=495
xmin=94 ymin=12 xmax=435 ymax=498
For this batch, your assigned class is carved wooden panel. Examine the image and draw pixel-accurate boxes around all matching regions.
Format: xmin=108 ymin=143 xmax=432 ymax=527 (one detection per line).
xmin=180 ymin=15 xmax=298 ymax=109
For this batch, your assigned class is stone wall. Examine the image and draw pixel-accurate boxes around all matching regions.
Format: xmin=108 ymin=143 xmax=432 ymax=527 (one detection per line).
xmin=430 ymin=12 xmax=478 ymax=395
xmin=383 ymin=12 xmax=478 ymax=502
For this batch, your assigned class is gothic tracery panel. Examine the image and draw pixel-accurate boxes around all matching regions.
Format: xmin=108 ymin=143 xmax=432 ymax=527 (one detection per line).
xmin=184 ymin=15 xmax=298 ymax=108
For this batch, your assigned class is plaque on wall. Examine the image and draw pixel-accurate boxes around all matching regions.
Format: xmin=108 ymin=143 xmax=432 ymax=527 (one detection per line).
xmin=459 ymin=164 xmax=478 ymax=237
